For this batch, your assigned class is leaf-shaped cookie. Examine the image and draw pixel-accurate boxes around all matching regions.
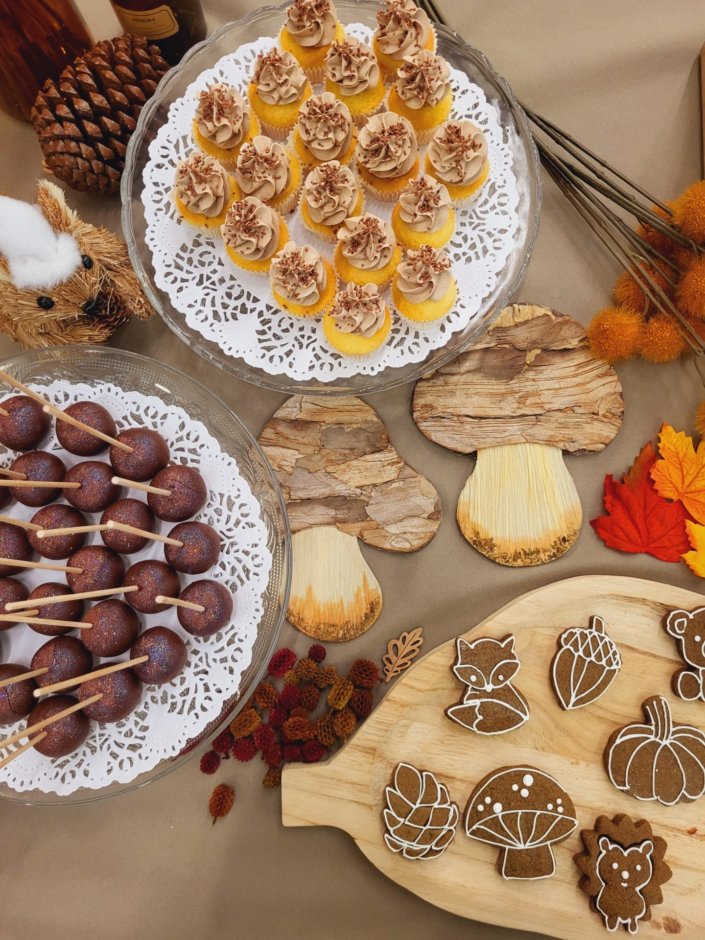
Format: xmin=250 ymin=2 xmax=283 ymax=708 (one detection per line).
xmin=382 ymin=627 xmax=424 ymax=682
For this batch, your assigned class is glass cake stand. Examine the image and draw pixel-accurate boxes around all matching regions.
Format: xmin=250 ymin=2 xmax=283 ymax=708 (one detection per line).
xmin=122 ymin=0 xmax=540 ymax=395
xmin=0 ymin=346 xmax=290 ymax=804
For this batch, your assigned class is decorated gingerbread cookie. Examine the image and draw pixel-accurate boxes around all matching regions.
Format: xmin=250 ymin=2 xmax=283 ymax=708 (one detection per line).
xmin=382 ymin=762 xmax=459 ymax=860
xmin=664 ymin=606 xmax=705 ymax=702
xmin=574 ymin=814 xmax=672 ymax=934
xmin=464 ymin=766 xmax=577 ymax=880
xmin=445 ymin=635 xmax=530 ymax=735
xmin=551 ymin=615 xmax=621 ymax=710
xmin=605 ymin=695 xmax=705 ymax=806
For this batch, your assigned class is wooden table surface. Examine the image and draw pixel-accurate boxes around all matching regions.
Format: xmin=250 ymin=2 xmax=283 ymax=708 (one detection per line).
xmin=0 ymin=2 xmax=703 ymax=938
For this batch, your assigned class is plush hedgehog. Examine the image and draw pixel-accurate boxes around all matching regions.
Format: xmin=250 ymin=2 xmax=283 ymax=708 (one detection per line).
xmin=0 ymin=180 xmax=153 ymax=348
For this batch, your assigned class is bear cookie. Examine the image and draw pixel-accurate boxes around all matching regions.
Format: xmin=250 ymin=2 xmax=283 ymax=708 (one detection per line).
xmin=664 ymin=607 xmax=705 ymax=702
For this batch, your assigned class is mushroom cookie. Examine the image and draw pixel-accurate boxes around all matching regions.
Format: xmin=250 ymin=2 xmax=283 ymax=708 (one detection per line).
xmin=465 ymin=766 xmax=577 ymax=880
xmin=412 ymin=303 xmax=623 ymax=566
xmin=382 ymin=762 xmax=459 ymax=860
xmin=574 ymin=814 xmax=672 ymax=934
xmin=445 ymin=635 xmax=529 ymax=735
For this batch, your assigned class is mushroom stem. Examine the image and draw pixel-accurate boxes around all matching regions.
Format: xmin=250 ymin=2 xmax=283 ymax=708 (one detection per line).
xmin=457 ymin=443 xmax=582 ymax=567
xmin=501 ymin=843 xmax=556 ymax=880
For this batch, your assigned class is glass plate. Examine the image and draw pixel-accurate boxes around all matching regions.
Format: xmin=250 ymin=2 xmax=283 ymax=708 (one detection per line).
xmin=122 ymin=0 xmax=540 ymax=395
xmin=0 ymin=346 xmax=290 ymax=804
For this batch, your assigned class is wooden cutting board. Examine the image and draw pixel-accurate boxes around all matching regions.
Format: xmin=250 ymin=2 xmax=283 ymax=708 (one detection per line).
xmin=282 ymin=576 xmax=705 ymax=939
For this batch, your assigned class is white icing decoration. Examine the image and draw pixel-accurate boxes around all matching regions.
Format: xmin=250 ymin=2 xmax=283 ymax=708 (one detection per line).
xmin=520 ymin=788 xmax=529 ymax=798
xmin=612 ymin=862 xmax=619 ymax=870
xmin=523 ymin=774 xmax=534 ymax=786
xmin=485 ymin=796 xmax=492 ymax=804
xmin=492 ymin=802 xmax=503 ymax=813
xmin=550 ymin=615 xmax=622 ymax=711
xmin=547 ymin=803 xmax=553 ymax=810
xmin=512 ymin=784 xmax=519 ymax=791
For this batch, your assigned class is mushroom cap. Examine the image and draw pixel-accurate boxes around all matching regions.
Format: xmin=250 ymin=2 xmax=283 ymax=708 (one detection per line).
xmin=465 ymin=765 xmax=577 ymax=848
xmin=412 ymin=304 xmax=624 ymax=455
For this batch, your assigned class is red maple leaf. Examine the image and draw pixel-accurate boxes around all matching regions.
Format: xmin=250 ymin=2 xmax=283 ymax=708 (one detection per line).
xmin=590 ymin=442 xmax=691 ymax=562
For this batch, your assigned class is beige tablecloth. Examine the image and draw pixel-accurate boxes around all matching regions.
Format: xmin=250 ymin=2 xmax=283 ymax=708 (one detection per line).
xmin=0 ymin=2 xmax=702 ymax=938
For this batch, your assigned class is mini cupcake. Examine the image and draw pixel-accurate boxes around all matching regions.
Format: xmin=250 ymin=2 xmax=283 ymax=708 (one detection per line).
xmin=300 ymin=161 xmax=363 ymax=242
xmin=234 ymin=136 xmax=302 ymax=215
xmin=324 ymin=37 xmax=386 ymax=126
xmin=388 ymin=50 xmax=452 ymax=144
xmin=172 ymin=152 xmax=238 ymax=233
xmin=270 ymin=241 xmax=337 ymax=317
xmin=192 ymin=83 xmax=259 ymax=170
xmin=426 ymin=119 xmax=489 ymax=204
xmin=290 ymin=92 xmax=356 ymax=172
xmin=391 ymin=244 xmax=457 ymax=323
xmin=323 ymin=282 xmax=391 ymax=356
xmin=392 ymin=175 xmax=454 ymax=249
xmin=373 ymin=0 xmax=436 ymax=80
xmin=248 ymin=48 xmax=312 ymax=140
xmin=355 ymin=111 xmax=420 ymax=202
xmin=222 ymin=197 xmax=289 ymax=275
xmin=334 ymin=213 xmax=400 ymax=288
xmin=279 ymin=0 xmax=345 ymax=83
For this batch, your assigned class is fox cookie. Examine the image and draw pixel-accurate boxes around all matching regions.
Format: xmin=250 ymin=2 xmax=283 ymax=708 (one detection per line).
xmin=574 ymin=814 xmax=671 ymax=934
xmin=445 ymin=634 xmax=529 ymax=735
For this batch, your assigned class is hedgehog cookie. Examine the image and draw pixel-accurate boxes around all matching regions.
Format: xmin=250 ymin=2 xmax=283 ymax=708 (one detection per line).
xmin=382 ymin=762 xmax=459 ymax=860
xmin=464 ymin=766 xmax=577 ymax=880
xmin=574 ymin=814 xmax=672 ymax=934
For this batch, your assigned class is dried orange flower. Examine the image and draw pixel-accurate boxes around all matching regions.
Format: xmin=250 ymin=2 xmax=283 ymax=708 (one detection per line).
xmin=314 ymin=712 xmax=337 ymax=747
xmin=348 ymin=659 xmax=380 ymax=689
xmin=283 ymin=715 xmax=315 ymax=741
xmin=289 ymin=706 xmax=309 ymax=720
xmin=328 ymin=676 xmax=354 ymax=710
xmin=313 ymin=665 xmax=339 ymax=689
xmin=209 ymin=783 xmax=235 ymax=824
xmin=587 ymin=306 xmax=642 ymax=362
xmin=638 ymin=314 xmax=687 ymax=362
xmin=677 ymin=255 xmax=705 ymax=320
xmin=230 ymin=707 xmax=261 ymax=739
xmin=282 ymin=668 xmax=299 ymax=686
xmin=293 ymin=657 xmax=318 ymax=682
xmin=253 ymin=681 xmax=277 ymax=710
xmin=300 ymin=684 xmax=320 ymax=711
xmin=333 ymin=708 xmax=356 ymax=739
xmin=613 ymin=265 xmax=671 ymax=313
xmin=263 ymin=766 xmax=282 ymax=788
xmin=673 ymin=181 xmax=705 ymax=242
xmin=695 ymin=401 xmax=705 ymax=437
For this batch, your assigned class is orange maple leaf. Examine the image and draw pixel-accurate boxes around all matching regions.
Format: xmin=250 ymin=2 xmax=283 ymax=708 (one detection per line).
xmin=683 ymin=520 xmax=705 ymax=577
xmin=651 ymin=423 xmax=705 ymax=523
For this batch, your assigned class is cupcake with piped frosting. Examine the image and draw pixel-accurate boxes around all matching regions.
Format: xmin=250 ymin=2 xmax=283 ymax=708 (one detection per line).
xmin=248 ymin=48 xmax=312 ymax=139
xmin=391 ymin=244 xmax=457 ymax=322
xmin=270 ymin=241 xmax=337 ymax=317
xmin=192 ymin=83 xmax=259 ymax=169
xmin=354 ymin=111 xmax=420 ymax=202
xmin=392 ymin=175 xmax=454 ymax=248
xmin=300 ymin=161 xmax=363 ymax=242
xmin=334 ymin=212 xmax=400 ymax=288
xmin=324 ymin=37 xmax=386 ymax=126
xmin=373 ymin=0 xmax=436 ymax=80
xmin=172 ymin=152 xmax=238 ymax=233
xmin=279 ymin=0 xmax=345 ymax=83
xmin=323 ymin=282 xmax=391 ymax=356
xmin=222 ymin=197 xmax=289 ymax=274
xmin=234 ymin=135 xmax=302 ymax=215
xmin=426 ymin=119 xmax=489 ymax=204
xmin=290 ymin=93 xmax=356 ymax=171
xmin=387 ymin=50 xmax=452 ymax=144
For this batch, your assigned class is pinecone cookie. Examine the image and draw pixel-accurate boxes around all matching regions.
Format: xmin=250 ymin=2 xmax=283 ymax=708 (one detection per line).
xmin=382 ymin=762 xmax=458 ymax=860
xmin=31 ymin=35 xmax=169 ymax=196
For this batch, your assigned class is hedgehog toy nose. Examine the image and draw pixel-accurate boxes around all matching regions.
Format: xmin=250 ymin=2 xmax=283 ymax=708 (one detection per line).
xmin=82 ymin=297 xmax=100 ymax=317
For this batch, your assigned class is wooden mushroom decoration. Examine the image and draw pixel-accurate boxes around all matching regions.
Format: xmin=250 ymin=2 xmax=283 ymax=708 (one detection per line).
xmin=412 ymin=303 xmax=623 ymax=566
xmin=259 ymin=395 xmax=441 ymax=641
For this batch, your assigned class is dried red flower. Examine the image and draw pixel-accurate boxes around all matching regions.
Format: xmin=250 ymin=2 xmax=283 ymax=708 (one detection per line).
xmin=268 ymin=647 xmax=297 ymax=677
xmin=302 ymin=740 xmax=327 ymax=763
xmin=282 ymin=743 xmax=303 ymax=762
xmin=348 ymin=659 xmax=380 ymax=689
xmin=199 ymin=750 xmax=221 ymax=775
xmin=230 ymin=707 xmax=261 ymax=739
xmin=263 ymin=766 xmax=282 ymax=788
xmin=294 ymin=657 xmax=318 ymax=682
xmin=212 ymin=729 xmax=234 ymax=756
xmin=253 ymin=681 xmax=277 ymax=710
xmin=328 ymin=676 xmax=354 ymax=710
xmin=262 ymin=742 xmax=282 ymax=768
xmin=232 ymin=736 xmax=257 ymax=762
xmin=308 ymin=643 xmax=326 ymax=663
xmin=283 ymin=715 xmax=315 ymax=741
xmin=278 ymin=685 xmax=302 ymax=711
xmin=349 ymin=688 xmax=374 ymax=719
xmin=300 ymin=684 xmax=320 ymax=711
xmin=268 ymin=706 xmax=286 ymax=729
xmin=254 ymin=723 xmax=275 ymax=752
xmin=313 ymin=665 xmax=338 ymax=689
xmin=333 ymin=708 xmax=356 ymax=739
xmin=209 ymin=783 xmax=235 ymax=824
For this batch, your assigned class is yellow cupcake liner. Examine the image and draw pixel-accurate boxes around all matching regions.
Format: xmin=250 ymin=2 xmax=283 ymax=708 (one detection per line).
xmin=223 ymin=216 xmax=289 ymax=275
xmin=248 ymin=81 xmax=312 ymax=140
xmin=289 ymin=125 xmax=357 ymax=173
xmin=322 ymin=304 xmax=392 ymax=356
xmin=373 ymin=27 xmax=437 ymax=81
xmin=279 ymin=23 xmax=345 ymax=83
xmin=268 ymin=150 xmax=303 ymax=215
xmin=386 ymin=85 xmax=452 ymax=145
xmin=425 ymin=155 xmax=490 ymax=207
xmin=192 ymin=114 xmax=261 ymax=170
xmin=391 ymin=202 xmax=455 ymax=249
xmin=299 ymin=188 xmax=365 ymax=242
xmin=334 ymin=243 xmax=401 ymax=289
xmin=324 ymin=77 xmax=386 ymax=126
xmin=356 ymin=158 xmax=421 ymax=202
xmin=391 ymin=273 xmax=457 ymax=323
xmin=272 ymin=259 xmax=337 ymax=317
xmin=173 ymin=177 xmax=240 ymax=234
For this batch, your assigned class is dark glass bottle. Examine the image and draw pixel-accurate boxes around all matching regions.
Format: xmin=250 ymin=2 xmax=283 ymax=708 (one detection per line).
xmin=109 ymin=0 xmax=207 ymax=64
xmin=0 ymin=0 xmax=93 ymax=122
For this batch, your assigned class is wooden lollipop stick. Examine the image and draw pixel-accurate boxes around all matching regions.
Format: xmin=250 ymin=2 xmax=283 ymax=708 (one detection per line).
xmin=155 ymin=594 xmax=205 ymax=612
xmin=0 ymin=407 xmax=8 ymax=418
xmin=0 ymin=666 xmax=49 ymax=690
xmin=0 ymin=557 xmax=82 ymax=574
xmin=36 ymin=524 xmax=107 ymax=538
xmin=33 ymin=655 xmax=149 ymax=698
xmin=106 ymin=520 xmax=182 ymax=546
xmin=0 ymin=468 xmax=26 ymax=480
xmin=0 ymin=693 xmax=101 ymax=751
xmin=0 ymin=480 xmax=81 ymax=489
xmin=0 ymin=733 xmax=48 ymax=769
xmin=110 ymin=476 xmax=170 ymax=496
xmin=0 ymin=614 xmax=91 ymax=629
xmin=6 ymin=584 xmax=138 ymax=612
xmin=0 ymin=515 xmax=41 ymax=531
xmin=0 ymin=609 xmax=40 ymax=621
xmin=0 ymin=368 xmax=133 ymax=454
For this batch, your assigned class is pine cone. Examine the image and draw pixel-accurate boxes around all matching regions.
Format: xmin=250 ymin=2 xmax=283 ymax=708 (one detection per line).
xmin=383 ymin=762 xmax=459 ymax=860
xmin=31 ymin=35 xmax=169 ymax=196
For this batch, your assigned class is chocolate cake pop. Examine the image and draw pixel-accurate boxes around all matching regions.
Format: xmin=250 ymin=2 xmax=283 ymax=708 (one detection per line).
xmin=177 ymin=581 xmax=233 ymax=638
xmin=64 ymin=461 xmax=121 ymax=513
xmin=9 ymin=451 xmax=67 ymax=506
xmin=0 ymin=577 xmax=29 ymax=629
xmin=0 ymin=489 xmax=10 ymax=512
xmin=123 ymin=560 xmax=180 ymax=614
xmin=31 ymin=636 xmax=93 ymax=690
xmin=78 ymin=668 xmax=142 ymax=722
xmin=147 ymin=465 xmax=207 ymax=522
xmin=67 ymin=546 xmax=125 ymax=594
xmin=164 ymin=522 xmax=220 ymax=574
xmin=131 ymin=627 xmax=187 ymax=684
xmin=27 ymin=695 xmax=90 ymax=756
xmin=100 ymin=499 xmax=155 ymax=553
xmin=0 ymin=395 xmax=50 ymax=451
xmin=109 ymin=429 xmax=169 ymax=482
xmin=56 ymin=401 xmax=116 ymax=456
xmin=28 ymin=582 xmax=84 ymax=636
xmin=81 ymin=600 xmax=140 ymax=657
xmin=0 ymin=522 xmax=32 ymax=575
xmin=0 ymin=664 xmax=36 ymax=723
xmin=29 ymin=504 xmax=87 ymax=559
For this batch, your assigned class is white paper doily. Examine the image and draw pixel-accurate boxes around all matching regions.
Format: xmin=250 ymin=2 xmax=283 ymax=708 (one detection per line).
xmin=143 ymin=23 xmax=520 ymax=381
xmin=0 ymin=381 xmax=272 ymax=795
